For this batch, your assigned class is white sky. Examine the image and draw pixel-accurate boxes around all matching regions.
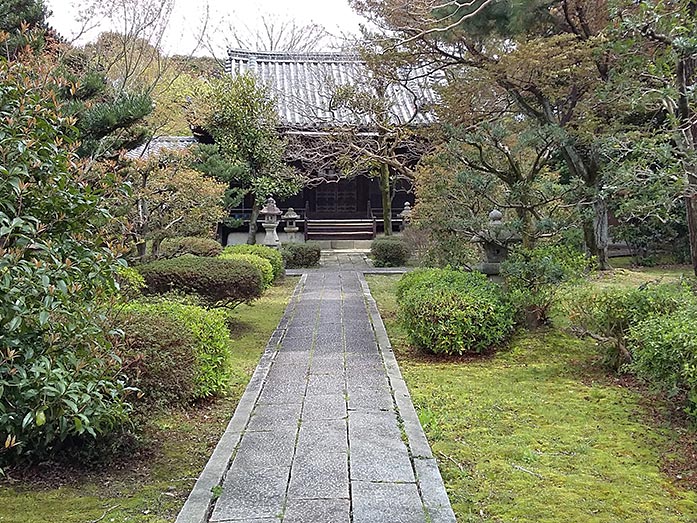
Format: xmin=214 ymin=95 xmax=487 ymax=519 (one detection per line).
xmin=45 ymin=0 xmax=367 ymax=56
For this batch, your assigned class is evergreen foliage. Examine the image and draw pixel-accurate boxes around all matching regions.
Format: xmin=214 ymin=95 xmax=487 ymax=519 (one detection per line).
xmin=0 ymin=56 xmax=130 ymax=466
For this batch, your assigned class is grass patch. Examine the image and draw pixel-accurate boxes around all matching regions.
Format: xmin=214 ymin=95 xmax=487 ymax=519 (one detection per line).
xmin=367 ymin=273 xmax=697 ymax=523
xmin=0 ymin=277 xmax=298 ymax=523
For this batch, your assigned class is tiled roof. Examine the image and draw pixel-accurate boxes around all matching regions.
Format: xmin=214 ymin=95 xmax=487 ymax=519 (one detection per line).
xmin=125 ymin=136 xmax=197 ymax=159
xmin=226 ymin=49 xmax=437 ymax=130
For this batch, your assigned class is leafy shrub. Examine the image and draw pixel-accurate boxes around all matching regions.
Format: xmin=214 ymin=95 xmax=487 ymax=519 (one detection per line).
xmin=397 ymin=269 xmax=514 ymax=354
xmin=117 ymin=301 xmax=232 ymax=404
xmin=159 ymin=237 xmax=223 ymax=259
xmin=1 ymin=57 xmax=130 ymax=466
xmin=222 ymin=244 xmax=284 ymax=280
xmin=628 ymin=306 xmax=697 ymax=420
xmin=219 ymin=252 xmax=274 ymax=289
xmin=138 ymin=256 xmax=263 ymax=308
xmin=371 ymin=236 xmax=410 ymax=267
xmin=281 ymin=242 xmax=321 ymax=269
xmin=116 ymin=266 xmax=146 ymax=300
xmin=501 ymin=245 xmax=589 ymax=327
xmin=568 ymin=281 xmax=695 ymax=369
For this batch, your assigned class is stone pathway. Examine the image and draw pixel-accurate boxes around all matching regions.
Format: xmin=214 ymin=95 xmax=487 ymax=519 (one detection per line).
xmin=319 ymin=250 xmax=372 ymax=271
xmin=176 ymin=271 xmax=455 ymax=523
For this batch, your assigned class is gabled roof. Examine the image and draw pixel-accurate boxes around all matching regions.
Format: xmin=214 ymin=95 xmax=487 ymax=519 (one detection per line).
xmin=226 ymin=49 xmax=437 ymax=131
xmin=125 ymin=136 xmax=198 ymax=159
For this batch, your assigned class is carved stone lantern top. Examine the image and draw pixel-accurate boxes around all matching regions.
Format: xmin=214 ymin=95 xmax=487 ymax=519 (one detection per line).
xmin=282 ymin=207 xmax=300 ymax=221
xmin=260 ymin=197 xmax=282 ymax=223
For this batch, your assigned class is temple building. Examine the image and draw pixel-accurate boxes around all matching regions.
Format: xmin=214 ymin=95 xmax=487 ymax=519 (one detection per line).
xmin=130 ymin=48 xmax=437 ymax=243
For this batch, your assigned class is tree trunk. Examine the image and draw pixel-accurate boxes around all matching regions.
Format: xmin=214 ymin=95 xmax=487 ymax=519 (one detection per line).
xmin=151 ymin=237 xmax=163 ymax=258
xmin=379 ymin=163 xmax=392 ymax=236
xmin=676 ymin=8 xmax=697 ymax=275
xmin=247 ymin=200 xmax=260 ymax=245
xmin=593 ymin=196 xmax=610 ymax=270
xmin=515 ymin=208 xmax=535 ymax=249
xmin=686 ymin=193 xmax=697 ymax=277
xmin=136 ymin=241 xmax=147 ymax=259
xmin=582 ymin=201 xmax=611 ymax=272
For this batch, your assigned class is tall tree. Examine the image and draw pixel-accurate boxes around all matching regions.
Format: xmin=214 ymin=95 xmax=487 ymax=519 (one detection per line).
xmin=187 ymin=73 xmax=304 ymax=244
xmin=351 ymin=0 xmax=617 ymax=268
xmin=621 ymin=0 xmax=697 ymax=274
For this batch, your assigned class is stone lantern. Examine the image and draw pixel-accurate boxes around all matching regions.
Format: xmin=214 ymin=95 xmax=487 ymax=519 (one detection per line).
xmin=471 ymin=209 xmax=521 ymax=278
xmin=282 ymin=207 xmax=300 ymax=243
xmin=259 ymin=197 xmax=282 ymax=248
xmin=397 ymin=202 xmax=413 ymax=230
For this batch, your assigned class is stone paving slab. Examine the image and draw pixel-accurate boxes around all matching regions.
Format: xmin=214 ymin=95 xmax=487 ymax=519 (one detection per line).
xmin=176 ymin=271 xmax=455 ymax=523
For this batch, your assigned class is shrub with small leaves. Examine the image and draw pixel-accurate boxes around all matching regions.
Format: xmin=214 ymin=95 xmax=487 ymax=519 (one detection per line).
xmin=222 ymin=244 xmax=284 ymax=280
xmin=159 ymin=237 xmax=223 ymax=259
xmin=219 ymin=252 xmax=274 ymax=289
xmin=628 ymin=306 xmax=697 ymax=420
xmin=397 ymin=269 xmax=514 ymax=354
xmin=281 ymin=242 xmax=321 ymax=269
xmin=116 ymin=266 xmax=146 ymax=300
xmin=138 ymin=256 xmax=263 ymax=308
xmin=116 ymin=301 xmax=232 ymax=405
xmin=371 ymin=236 xmax=410 ymax=267
xmin=568 ymin=281 xmax=695 ymax=369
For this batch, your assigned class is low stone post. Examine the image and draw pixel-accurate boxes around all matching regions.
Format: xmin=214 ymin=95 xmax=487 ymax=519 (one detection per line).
xmin=260 ymin=197 xmax=282 ymax=248
xmin=471 ymin=209 xmax=520 ymax=279
xmin=282 ymin=207 xmax=300 ymax=243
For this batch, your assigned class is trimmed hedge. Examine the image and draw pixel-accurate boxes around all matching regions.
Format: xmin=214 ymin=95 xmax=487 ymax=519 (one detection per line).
xmin=138 ymin=256 xmax=263 ymax=308
xmin=219 ymin=252 xmax=274 ymax=289
xmin=397 ymin=269 xmax=514 ymax=354
xmin=118 ymin=301 xmax=232 ymax=404
xmin=160 ymin=237 xmax=223 ymax=258
xmin=282 ymin=242 xmax=321 ymax=268
xmin=222 ymin=244 xmax=284 ymax=280
xmin=371 ymin=236 xmax=410 ymax=267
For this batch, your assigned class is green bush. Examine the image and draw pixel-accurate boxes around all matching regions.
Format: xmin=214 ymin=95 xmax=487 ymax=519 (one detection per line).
xmin=159 ymin=237 xmax=223 ymax=259
xmin=116 ymin=266 xmax=146 ymax=300
xmin=281 ymin=242 xmax=321 ymax=269
xmin=219 ymin=252 xmax=274 ymax=289
xmin=568 ymin=281 xmax=695 ymax=369
xmin=117 ymin=301 xmax=232 ymax=403
xmin=501 ymin=245 xmax=589 ymax=327
xmin=628 ymin=306 xmax=697 ymax=420
xmin=371 ymin=236 xmax=410 ymax=267
xmin=138 ymin=256 xmax=263 ymax=308
xmin=397 ymin=269 xmax=514 ymax=354
xmin=1 ymin=58 xmax=130 ymax=466
xmin=222 ymin=244 xmax=284 ymax=280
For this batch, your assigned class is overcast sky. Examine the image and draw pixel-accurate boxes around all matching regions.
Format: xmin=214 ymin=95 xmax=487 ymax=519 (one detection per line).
xmin=45 ymin=0 xmax=366 ymax=56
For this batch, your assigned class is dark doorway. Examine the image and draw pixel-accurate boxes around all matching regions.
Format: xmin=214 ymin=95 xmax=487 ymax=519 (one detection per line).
xmin=315 ymin=179 xmax=357 ymax=214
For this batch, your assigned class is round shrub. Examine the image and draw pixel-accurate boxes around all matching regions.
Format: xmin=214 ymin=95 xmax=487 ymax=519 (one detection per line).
xmin=118 ymin=301 xmax=232 ymax=404
xmin=138 ymin=256 xmax=263 ymax=308
xmin=281 ymin=242 xmax=321 ymax=269
xmin=371 ymin=236 xmax=410 ymax=267
xmin=628 ymin=306 xmax=697 ymax=420
xmin=159 ymin=237 xmax=223 ymax=259
xmin=397 ymin=269 xmax=514 ymax=354
xmin=116 ymin=265 xmax=146 ymax=300
xmin=222 ymin=244 xmax=284 ymax=280
xmin=219 ymin=252 xmax=274 ymax=289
